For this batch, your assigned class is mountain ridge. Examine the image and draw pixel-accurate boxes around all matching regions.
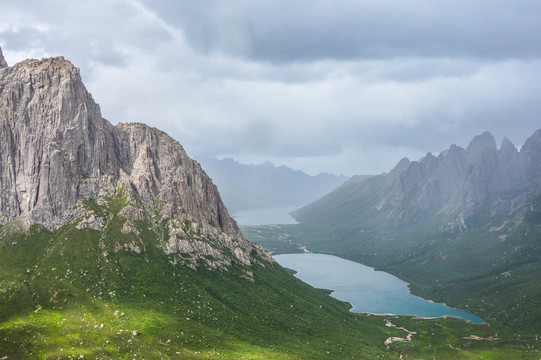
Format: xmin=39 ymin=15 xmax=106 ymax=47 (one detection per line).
xmin=198 ymin=156 xmax=350 ymax=213
xmin=331 ymin=130 xmax=536 ymax=226
xmin=0 ymin=52 xmax=271 ymax=269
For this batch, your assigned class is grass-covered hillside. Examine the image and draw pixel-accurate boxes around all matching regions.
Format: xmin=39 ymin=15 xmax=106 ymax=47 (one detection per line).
xmin=286 ymin=173 xmax=541 ymax=337
xmin=287 ymin=130 xmax=541 ymax=338
xmin=0 ymin=188 xmax=539 ymax=360
xmin=242 ymin=224 xmax=541 ymax=359
xmin=2 ymin=189 xmax=535 ymax=359
xmin=0 ymin=189 xmax=410 ymax=360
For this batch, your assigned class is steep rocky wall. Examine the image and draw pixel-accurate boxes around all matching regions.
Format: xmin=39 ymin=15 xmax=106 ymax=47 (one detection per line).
xmin=0 ymin=47 xmax=7 ymax=68
xmin=372 ymin=130 xmax=540 ymax=225
xmin=0 ymin=56 xmax=120 ymax=226
xmin=115 ymin=122 xmax=239 ymax=236
xmin=0 ymin=50 xmax=271 ymax=266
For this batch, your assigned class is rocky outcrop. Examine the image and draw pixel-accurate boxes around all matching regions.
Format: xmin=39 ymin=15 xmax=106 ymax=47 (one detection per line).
xmin=0 ymin=52 xmax=272 ymax=267
xmin=519 ymin=128 xmax=541 ymax=186
xmin=464 ymin=131 xmax=497 ymax=165
xmin=0 ymin=56 xmax=120 ymax=227
xmin=0 ymin=47 xmax=7 ymax=68
xmin=348 ymin=129 xmax=541 ymax=227
xmin=294 ymin=127 xmax=541 ymax=239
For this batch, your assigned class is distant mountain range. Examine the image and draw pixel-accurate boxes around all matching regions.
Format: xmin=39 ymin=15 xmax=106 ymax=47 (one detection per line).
xmin=197 ymin=157 xmax=350 ymax=213
xmin=292 ymin=129 xmax=541 ymax=332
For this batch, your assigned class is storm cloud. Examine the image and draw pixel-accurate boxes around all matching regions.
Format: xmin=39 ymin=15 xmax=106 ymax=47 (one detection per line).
xmin=1 ymin=0 xmax=540 ymax=175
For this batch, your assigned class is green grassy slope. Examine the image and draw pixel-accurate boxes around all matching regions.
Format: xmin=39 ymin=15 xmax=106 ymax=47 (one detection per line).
xmin=0 ymin=191 xmax=537 ymax=359
xmin=242 ymin=225 xmax=541 ymax=359
xmin=0 ymin=191 xmax=405 ymax=359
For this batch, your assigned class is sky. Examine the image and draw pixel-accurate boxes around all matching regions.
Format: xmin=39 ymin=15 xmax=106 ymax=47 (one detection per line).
xmin=1 ymin=0 xmax=541 ymax=176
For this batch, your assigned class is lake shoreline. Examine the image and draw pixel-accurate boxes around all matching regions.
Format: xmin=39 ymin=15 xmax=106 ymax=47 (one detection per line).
xmin=274 ymin=252 xmax=486 ymax=324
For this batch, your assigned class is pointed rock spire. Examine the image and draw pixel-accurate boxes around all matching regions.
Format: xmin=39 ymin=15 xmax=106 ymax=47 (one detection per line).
xmin=467 ymin=131 xmax=497 ymax=151
xmin=466 ymin=131 xmax=497 ymax=164
xmin=388 ymin=157 xmax=411 ymax=179
xmin=0 ymin=46 xmax=7 ymax=68
xmin=519 ymin=128 xmax=541 ymax=183
xmin=499 ymin=137 xmax=518 ymax=160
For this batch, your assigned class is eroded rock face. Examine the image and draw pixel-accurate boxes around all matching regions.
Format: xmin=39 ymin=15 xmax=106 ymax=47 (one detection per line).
xmin=0 ymin=57 xmax=120 ymax=227
xmin=0 ymin=47 xmax=7 ymax=68
xmin=0 ymin=53 xmax=272 ymax=267
xmin=372 ymin=129 xmax=541 ymax=227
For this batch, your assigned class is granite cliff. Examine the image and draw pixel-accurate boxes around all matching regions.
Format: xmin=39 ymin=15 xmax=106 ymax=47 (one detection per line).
xmin=0 ymin=47 xmax=271 ymax=269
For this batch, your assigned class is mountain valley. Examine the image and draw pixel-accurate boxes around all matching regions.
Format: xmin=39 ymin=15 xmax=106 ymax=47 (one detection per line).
xmin=0 ymin=48 xmax=401 ymax=359
xmin=289 ymin=129 xmax=541 ymax=335
xmin=197 ymin=157 xmax=349 ymax=213
xmin=1 ymin=46 xmax=540 ymax=359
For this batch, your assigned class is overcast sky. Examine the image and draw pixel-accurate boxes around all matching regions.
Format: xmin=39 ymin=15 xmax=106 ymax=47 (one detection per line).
xmin=1 ymin=0 xmax=541 ymax=175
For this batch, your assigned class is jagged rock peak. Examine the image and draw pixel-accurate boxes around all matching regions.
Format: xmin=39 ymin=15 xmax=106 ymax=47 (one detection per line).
xmin=388 ymin=157 xmax=411 ymax=178
xmin=499 ymin=137 xmax=518 ymax=158
xmin=500 ymin=137 xmax=516 ymax=151
xmin=466 ymin=131 xmax=497 ymax=162
xmin=521 ymin=128 xmax=541 ymax=154
xmin=519 ymin=128 xmax=541 ymax=184
xmin=0 ymin=46 xmax=7 ymax=68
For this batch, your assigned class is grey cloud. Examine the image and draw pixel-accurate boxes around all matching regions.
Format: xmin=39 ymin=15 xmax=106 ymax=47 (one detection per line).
xmin=88 ymin=50 xmax=541 ymax=172
xmin=1 ymin=26 xmax=129 ymax=68
xmin=138 ymin=0 xmax=254 ymax=55
xmin=140 ymin=0 xmax=541 ymax=62
xmin=1 ymin=0 xmax=540 ymax=176
xmin=1 ymin=27 xmax=44 ymax=50
xmin=0 ymin=0 xmax=171 ymax=72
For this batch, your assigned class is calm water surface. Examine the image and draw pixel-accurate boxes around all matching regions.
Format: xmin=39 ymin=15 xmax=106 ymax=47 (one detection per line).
xmin=274 ymin=253 xmax=484 ymax=324
xmin=233 ymin=206 xmax=299 ymax=225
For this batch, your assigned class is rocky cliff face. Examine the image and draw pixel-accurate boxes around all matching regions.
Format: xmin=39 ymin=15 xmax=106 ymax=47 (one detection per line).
xmin=0 ymin=47 xmax=7 ymax=68
xmin=296 ymin=126 xmax=541 ymax=233
xmin=0 ymin=47 xmax=272 ymax=268
xmin=374 ymin=129 xmax=541 ymax=227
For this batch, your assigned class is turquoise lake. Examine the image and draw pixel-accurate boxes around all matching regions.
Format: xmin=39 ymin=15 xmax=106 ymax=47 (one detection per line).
xmin=233 ymin=206 xmax=299 ymax=225
xmin=274 ymin=253 xmax=485 ymax=324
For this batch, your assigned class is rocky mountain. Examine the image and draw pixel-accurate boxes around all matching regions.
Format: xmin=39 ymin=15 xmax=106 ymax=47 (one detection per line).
xmin=292 ymin=129 xmax=541 ymax=331
xmin=197 ymin=157 xmax=349 ymax=213
xmin=0 ymin=50 xmax=271 ymax=270
xmin=370 ymin=131 xmax=541 ymax=228
xmin=295 ymin=130 xmax=541 ymax=231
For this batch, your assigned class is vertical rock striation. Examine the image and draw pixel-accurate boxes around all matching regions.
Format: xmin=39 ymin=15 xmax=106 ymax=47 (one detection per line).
xmin=0 ymin=47 xmax=7 ymax=68
xmin=0 ymin=57 xmax=120 ymax=226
